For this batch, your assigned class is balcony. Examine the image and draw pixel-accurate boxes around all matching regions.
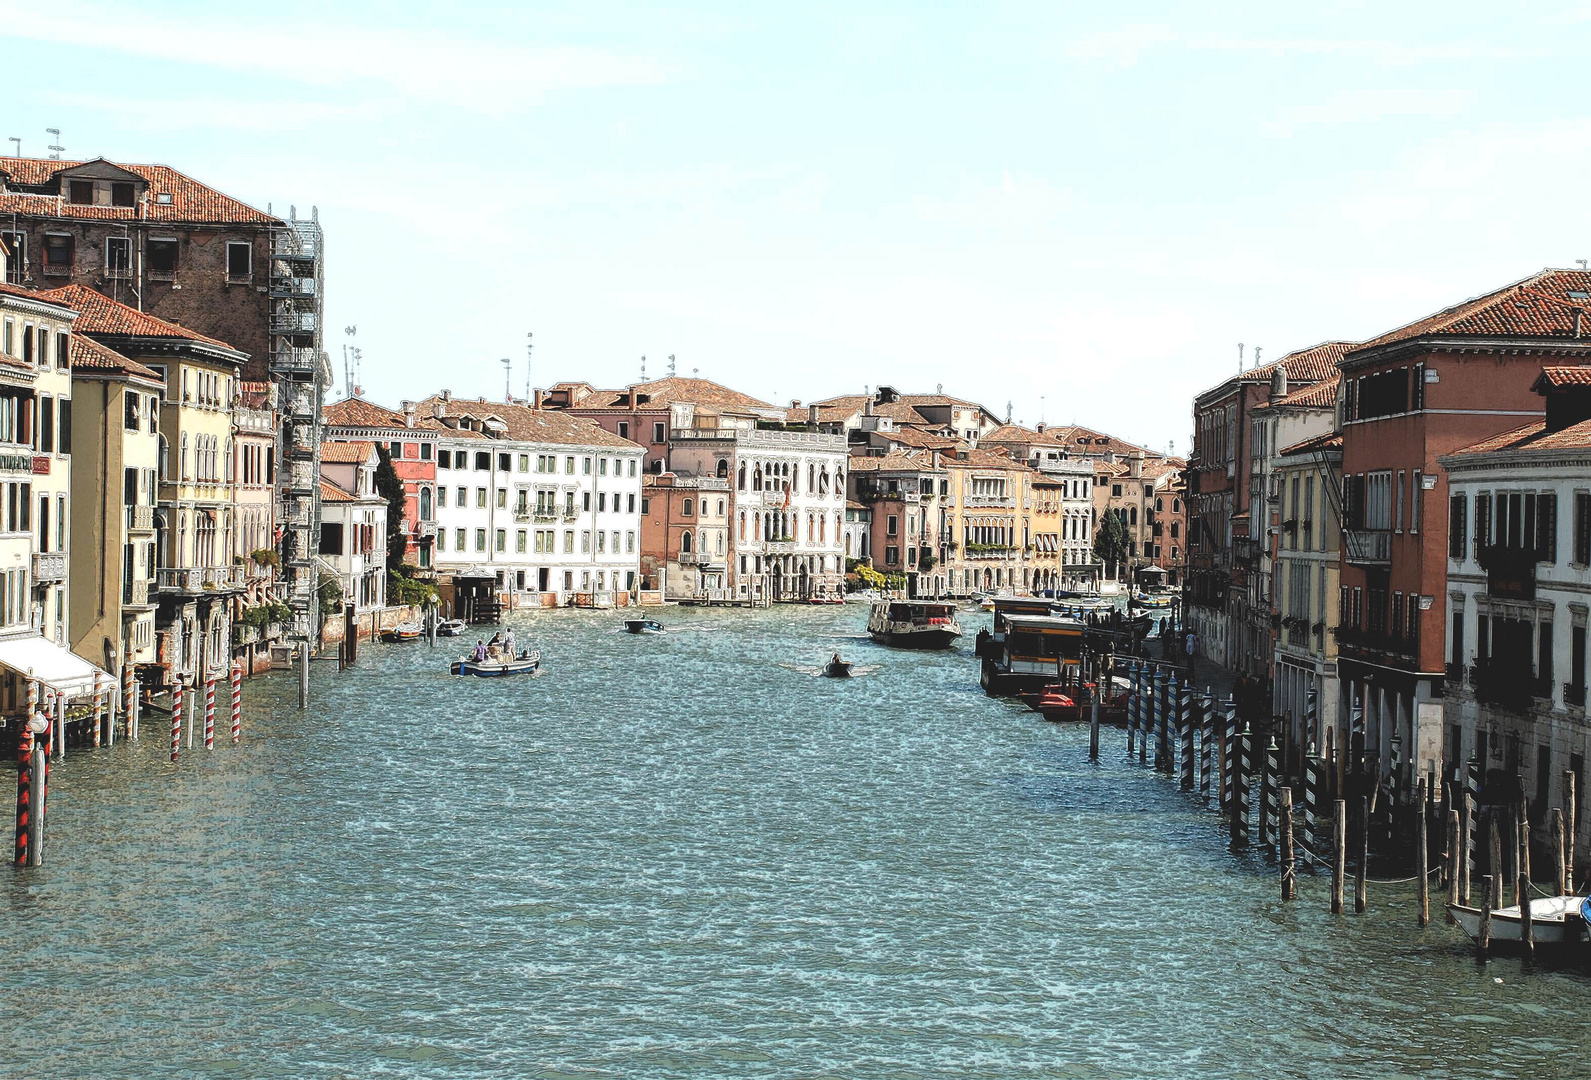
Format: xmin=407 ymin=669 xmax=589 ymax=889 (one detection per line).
xmin=514 ymin=509 xmax=531 ymax=523
xmin=269 ymin=311 xmax=317 ymax=335
xmin=32 ymin=552 xmax=66 ymax=582
xmin=964 ymin=545 xmax=1017 ymax=559
xmin=271 ymin=348 xmax=318 ymax=374
xmin=126 ymin=504 xmax=154 ymax=532
xmin=965 ymin=494 xmax=1015 ymax=508
xmin=416 ymin=521 xmax=437 ymax=539
xmin=158 ymin=567 xmax=203 ymax=593
xmin=157 ymin=565 xmax=247 ymax=595
xmin=1344 ymin=528 xmax=1391 ymax=566
xmin=1335 ymin=625 xmax=1417 ymax=662
xmin=1470 ymin=661 xmax=1549 ymax=714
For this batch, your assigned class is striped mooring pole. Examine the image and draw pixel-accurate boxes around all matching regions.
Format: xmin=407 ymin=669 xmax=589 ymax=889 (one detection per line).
xmin=91 ymin=678 xmax=104 ymax=749
xmin=170 ymin=680 xmax=183 ymax=763
xmin=203 ymin=675 xmax=216 ymax=751
xmin=1232 ymin=722 xmax=1252 ymax=847
xmin=1142 ymin=666 xmax=1154 ymax=767
xmin=1262 ymin=737 xmax=1282 ymax=850
xmin=1200 ymin=686 xmax=1215 ymax=802
xmin=1221 ymin=693 xmax=1238 ymax=811
xmin=230 ymin=659 xmax=243 ymax=744
xmin=1463 ymin=756 xmax=1481 ymax=903
xmin=1159 ymin=670 xmax=1177 ymax=775
xmin=1179 ymin=678 xmax=1196 ymax=792
xmin=125 ymin=662 xmax=140 ymax=741
xmin=1127 ymin=661 xmax=1139 ymax=756
xmin=1302 ymin=744 xmax=1322 ymax=869
xmin=14 ymin=703 xmax=33 ymax=866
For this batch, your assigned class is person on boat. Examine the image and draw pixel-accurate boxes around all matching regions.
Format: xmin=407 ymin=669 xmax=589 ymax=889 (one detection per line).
xmin=473 ymin=640 xmax=488 ymax=663
xmin=504 ymin=628 xmax=517 ymax=659
xmin=831 ymin=652 xmax=843 ymax=669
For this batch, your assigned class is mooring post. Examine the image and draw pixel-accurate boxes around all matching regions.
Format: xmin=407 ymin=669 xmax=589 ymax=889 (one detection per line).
xmin=1518 ymin=798 xmax=1532 ymax=887
xmin=1126 ymin=661 xmax=1138 ymax=756
xmin=1160 ymin=670 xmax=1177 ymax=775
xmin=203 ymin=674 xmax=216 ymax=752
xmin=1302 ymin=743 xmax=1320 ymax=869
xmin=91 ymin=678 xmax=104 ymax=749
xmin=1459 ymin=776 xmax=1474 ymax=906
xmin=1200 ymin=686 xmax=1215 ymax=803
xmin=299 ymin=640 xmax=310 ymax=711
xmin=1478 ymin=875 xmax=1493 ymax=956
xmin=1221 ymin=693 xmax=1237 ymax=812
xmin=1355 ymin=794 xmax=1369 ymax=914
xmin=1416 ymin=778 xmax=1429 ymax=927
xmin=170 ymin=680 xmax=183 ymax=763
xmin=1263 ymin=737 xmax=1281 ymax=850
xmin=1446 ymin=809 xmax=1461 ymax=918
xmin=1331 ymin=798 xmax=1346 ymax=915
xmin=29 ymin=702 xmax=46 ymax=866
xmin=231 ymin=659 xmax=243 ymax=744
xmin=1232 ymin=722 xmax=1251 ymax=848
xmin=1519 ymin=869 xmax=1534 ymax=957
xmin=1179 ymin=679 xmax=1195 ymax=791
xmin=1489 ymin=817 xmax=1503 ymax=913
xmin=14 ymin=706 xmax=33 ymax=866
xmin=1553 ymin=807 xmax=1567 ymax=895
xmin=1564 ymin=769 xmax=1577 ymax=891
xmin=1280 ymin=785 xmax=1295 ymax=901
xmin=1088 ymin=678 xmax=1100 ymax=762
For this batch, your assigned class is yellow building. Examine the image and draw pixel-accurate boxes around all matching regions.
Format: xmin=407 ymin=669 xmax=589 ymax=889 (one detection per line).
xmin=43 ymin=285 xmax=247 ymax=687
xmin=942 ymin=446 xmax=1037 ymax=596
xmin=1272 ymin=430 xmax=1342 ymax=749
xmin=66 ymin=333 xmax=164 ymax=671
xmin=1027 ymin=472 xmax=1065 ymax=594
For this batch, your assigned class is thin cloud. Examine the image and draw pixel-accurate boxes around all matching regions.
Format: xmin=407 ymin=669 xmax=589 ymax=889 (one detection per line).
xmin=0 ymin=1 xmax=675 ymax=113
xmin=1064 ymin=23 xmax=1552 ymax=67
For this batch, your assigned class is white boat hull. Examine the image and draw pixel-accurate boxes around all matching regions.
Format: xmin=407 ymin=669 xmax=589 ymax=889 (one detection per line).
xmin=1446 ymin=895 xmax=1586 ymax=944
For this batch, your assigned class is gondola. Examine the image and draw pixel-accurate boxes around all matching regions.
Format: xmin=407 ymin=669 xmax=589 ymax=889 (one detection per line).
xmin=450 ymin=649 xmax=542 ymax=677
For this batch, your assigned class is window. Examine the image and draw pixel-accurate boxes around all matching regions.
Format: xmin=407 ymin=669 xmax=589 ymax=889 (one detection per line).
xmin=1540 ymin=620 xmax=1555 ymax=684
xmin=564 ymin=530 xmax=574 ymax=553
xmin=68 ymin=180 xmax=94 ymax=205
xmin=421 ymin=442 xmax=433 ymax=461
xmin=225 ymin=242 xmax=252 ymax=282
xmin=1112 ymin=484 xmax=1122 ymax=497
xmin=515 ymin=530 xmax=527 ymax=553
xmin=653 ymin=423 xmax=665 ymax=444
xmin=111 ymin=182 xmax=135 ymax=207
xmin=1395 ymin=472 xmax=1405 ymax=532
xmin=1 ymin=232 xmax=24 ymax=284
xmin=599 ymin=492 xmax=607 ymax=512
xmin=37 ymin=397 xmax=53 ymax=454
xmin=495 ymin=529 xmax=506 ymax=552
xmin=43 ymin=234 xmax=73 ymax=274
xmin=565 ymin=456 xmax=575 ymax=474
xmin=581 ymin=530 xmax=591 ymax=553
xmin=583 ymin=457 xmax=592 ymax=475
xmin=148 ymin=239 xmax=178 ymax=277
xmin=629 ymin=493 xmax=637 ymax=513
xmin=517 ymin=454 xmax=529 ymax=472
xmin=599 ymin=458 xmax=609 ymax=476
xmin=475 ymin=529 xmax=487 ymax=552
xmin=683 ymin=498 xmax=693 ymax=517
xmin=106 ymin=236 xmax=132 ymax=278
xmin=597 ymin=531 xmax=606 ymax=554
xmin=455 ymin=528 xmax=466 ymax=551
xmin=496 ymin=488 xmax=507 ymax=509
xmin=475 ymin=451 xmax=490 ymax=470
xmin=125 ymin=391 xmax=141 ymax=431
xmin=1450 ymin=494 xmax=1468 ymax=558
xmin=476 ymin=487 xmax=487 ymax=508
xmin=57 ymin=399 xmax=69 ymax=455
xmin=1411 ymin=472 xmax=1422 ymax=533
xmin=617 ymin=422 xmax=629 ymax=439
xmin=438 ymin=449 xmax=452 ymax=469
xmin=1539 ymin=493 xmax=1558 ymax=562
xmin=641 ymin=497 xmax=651 ymax=515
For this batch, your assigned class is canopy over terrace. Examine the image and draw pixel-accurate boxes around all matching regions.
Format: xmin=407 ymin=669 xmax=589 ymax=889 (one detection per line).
xmin=0 ymin=635 xmax=111 ymax=700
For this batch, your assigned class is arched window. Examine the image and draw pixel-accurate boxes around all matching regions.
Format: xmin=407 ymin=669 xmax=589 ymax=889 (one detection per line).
xmin=681 ymin=531 xmax=692 ymax=554
xmin=158 ymin=434 xmax=169 ymax=481
xmin=717 ymin=459 xmax=729 ymax=479
xmin=698 ymin=530 xmax=707 ymax=555
xmin=224 ymin=437 xmax=234 ymax=484
xmin=738 ymin=463 xmax=746 ymax=490
xmin=1129 ymin=507 xmax=1137 ymax=526
xmin=179 ymin=433 xmax=189 ymax=482
xmin=834 ymin=468 xmax=843 ymax=491
xmin=752 ymin=465 xmax=762 ymax=491
xmin=419 ymin=486 xmax=433 ymax=521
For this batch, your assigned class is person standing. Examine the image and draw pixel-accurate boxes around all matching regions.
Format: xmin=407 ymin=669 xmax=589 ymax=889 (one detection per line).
xmin=1184 ymin=628 xmax=1197 ymax=676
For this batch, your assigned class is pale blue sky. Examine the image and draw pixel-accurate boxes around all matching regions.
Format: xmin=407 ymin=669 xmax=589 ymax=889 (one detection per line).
xmin=4 ymin=1 xmax=1588 ymax=451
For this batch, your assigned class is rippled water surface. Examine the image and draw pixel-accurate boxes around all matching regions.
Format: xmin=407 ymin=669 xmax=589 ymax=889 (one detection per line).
xmin=7 ymin=605 xmax=1591 ymax=1078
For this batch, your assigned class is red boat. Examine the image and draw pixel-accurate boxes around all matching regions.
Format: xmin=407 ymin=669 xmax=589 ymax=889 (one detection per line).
xmin=1028 ymin=675 xmax=1133 ymax=723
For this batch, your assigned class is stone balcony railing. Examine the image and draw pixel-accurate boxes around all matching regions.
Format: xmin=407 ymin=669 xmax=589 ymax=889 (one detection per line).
xmin=32 ymin=552 xmax=66 ymax=582
xmin=126 ymin=504 xmax=155 ymax=531
xmin=122 ymin=576 xmax=151 ymax=607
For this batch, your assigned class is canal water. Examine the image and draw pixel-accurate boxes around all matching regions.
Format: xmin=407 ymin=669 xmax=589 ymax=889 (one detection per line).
xmin=6 ymin=606 xmax=1589 ymax=1078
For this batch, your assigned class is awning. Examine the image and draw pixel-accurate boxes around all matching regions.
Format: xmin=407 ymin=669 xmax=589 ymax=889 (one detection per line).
xmin=1136 ymin=564 xmax=1169 ymax=579
xmin=0 ymin=634 xmax=111 ymax=699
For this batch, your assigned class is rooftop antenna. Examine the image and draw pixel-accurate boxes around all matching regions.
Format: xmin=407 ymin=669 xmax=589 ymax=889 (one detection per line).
xmin=1253 ymin=347 xmax=1262 ymax=369
xmin=640 ymin=355 xmax=647 ymax=381
xmin=1040 ymin=395 xmax=1046 ymax=425
xmin=343 ymin=325 xmax=357 ymax=399
xmin=667 ymin=354 xmax=677 ymax=377
xmin=1578 ymin=260 xmax=1589 ymax=271
xmin=1006 ymin=400 xmax=1013 ymax=423
xmin=936 ymin=383 xmax=943 ymax=394
xmin=1237 ymin=343 xmax=1244 ymax=372
xmin=6 ymin=138 xmax=18 ymax=158
xmin=501 ymin=357 xmax=512 ymax=403
xmin=525 ymin=332 xmax=533 ymax=404
xmin=45 ymin=129 xmax=62 ymax=160
xmin=692 ymin=367 xmax=699 ymax=378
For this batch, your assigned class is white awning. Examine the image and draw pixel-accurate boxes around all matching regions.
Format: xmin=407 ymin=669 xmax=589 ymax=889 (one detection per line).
xmin=0 ymin=634 xmax=110 ymax=699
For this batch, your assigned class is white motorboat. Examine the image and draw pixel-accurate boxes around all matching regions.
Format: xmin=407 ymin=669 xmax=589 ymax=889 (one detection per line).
xmin=1446 ymin=894 xmax=1588 ymax=945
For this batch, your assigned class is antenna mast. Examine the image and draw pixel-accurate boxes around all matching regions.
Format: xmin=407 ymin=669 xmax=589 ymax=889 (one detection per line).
xmin=45 ymin=129 xmax=63 ymax=160
xmin=668 ymin=354 xmax=676 ymax=378
xmin=343 ymin=326 xmax=357 ymax=399
xmin=501 ymin=357 xmax=512 ymax=403
xmin=525 ymin=332 xmax=533 ymax=404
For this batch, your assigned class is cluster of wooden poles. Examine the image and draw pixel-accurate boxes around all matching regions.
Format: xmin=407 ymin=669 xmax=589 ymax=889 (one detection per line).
xmin=13 ymin=659 xmax=247 ymax=868
xmin=1097 ymin=660 xmax=1586 ymax=959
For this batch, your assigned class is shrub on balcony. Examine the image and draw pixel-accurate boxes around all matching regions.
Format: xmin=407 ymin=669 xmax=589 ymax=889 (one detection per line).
xmin=251 ymin=548 xmax=280 ymax=569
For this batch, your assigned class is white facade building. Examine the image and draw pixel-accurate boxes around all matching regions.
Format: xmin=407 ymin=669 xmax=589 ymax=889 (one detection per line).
xmin=669 ymin=425 xmax=849 ymax=601
xmin=421 ymin=396 xmax=644 ymax=605
xmin=317 ymin=443 xmax=388 ymax=612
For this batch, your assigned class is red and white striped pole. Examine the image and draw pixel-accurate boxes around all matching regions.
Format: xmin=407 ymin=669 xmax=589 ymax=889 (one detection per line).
xmin=124 ymin=662 xmax=138 ymax=741
xmin=204 ymin=675 xmax=216 ymax=751
xmin=92 ymin=678 xmax=104 ymax=748
xmin=170 ymin=680 xmax=183 ymax=763
xmin=230 ymin=659 xmax=242 ymax=744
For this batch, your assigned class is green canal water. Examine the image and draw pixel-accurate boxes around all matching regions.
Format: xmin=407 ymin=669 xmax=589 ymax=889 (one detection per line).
xmin=5 ymin=605 xmax=1589 ymax=1078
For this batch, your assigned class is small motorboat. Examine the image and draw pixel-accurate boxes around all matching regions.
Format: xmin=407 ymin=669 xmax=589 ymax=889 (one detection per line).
xmin=821 ymin=655 xmax=853 ymax=678
xmin=381 ymin=622 xmax=423 ymax=643
xmin=436 ymin=618 xmax=466 ymax=637
xmin=624 ymin=618 xmax=665 ymax=634
xmin=450 ymin=649 xmax=542 ymax=677
xmin=1034 ymin=684 xmax=1083 ymax=722
xmin=1446 ymin=894 xmax=1589 ymax=947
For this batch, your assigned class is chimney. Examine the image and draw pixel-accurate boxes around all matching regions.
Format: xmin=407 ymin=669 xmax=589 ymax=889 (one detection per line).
xmin=808 ymin=403 xmax=819 ymax=427
xmin=1575 ymin=307 xmax=1585 ymax=339
xmin=432 ymin=399 xmax=446 ymax=420
xmin=401 ymin=400 xmax=416 ymax=428
xmin=534 ymin=388 xmax=545 ymax=409
xmin=1270 ymin=366 xmax=1288 ymax=403
xmin=864 ymin=396 xmax=874 ymax=418
xmin=440 ymin=389 xmax=451 ymax=403
xmin=1036 ymin=421 xmax=1046 ymax=434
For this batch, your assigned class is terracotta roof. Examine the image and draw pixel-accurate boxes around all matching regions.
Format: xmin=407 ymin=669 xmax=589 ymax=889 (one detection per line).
xmin=319 ymin=481 xmax=356 ymax=503
xmin=1279 ymin=431 xmax=1344 ymax=456
xmin=69 ymin=335 xmax=161 ymax=381
xmin=1354 ymin=269 xmax=1591 ymax=355
xmin=846 ymin=449 xmax=937 ymax=473
xmin=416 ymin=397 xmax=640 ymax=449
xmin=579 ymin=376 xmax=773 ymax=412
xmin=845 ymin=499 xmax=868 ymax=510
xmin=1257 ymin=374 xmax=1341 ymax=410
xmin=806 ymin=395 xmax=937 ymax=426
xmin=39 ymin=284 xmax=238 ymax=352
xmin=782 ymin=403 xmax=856 ymax=424
xmin=0 ymin=157 xmax=279 ymax=226
xmin=1244 ymin=341 xmax=1357 ymax=384
xmin=0 ymin=280 xmax=75 ymax=312
xmin=1532 ymin=366 xmax=1591 ymax=391
xmin=320 ymin=441 xmax=377 ymax=464
xmin=1443 ymin=419 xmax=1591 ymax=458
xmin=416 ymin=416 xmax=488 ymax=440
xmin=324 ymin=396 xmax=416 ymax=431
xmin=880 ymin=425 xmax=960 ymax=450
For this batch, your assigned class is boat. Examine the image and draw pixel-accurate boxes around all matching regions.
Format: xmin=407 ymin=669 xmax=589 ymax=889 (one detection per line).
xmin=1446 ymin=894 xmax=1589 ymax=946
xmin=624 ymin=618 xmax=665 ymax=634
xmin=821 ymin=655 xmax=853 ymax=678
xmin=980 ymin=611 xmax=1085 ymax=697
xmin=436 ymin=618 xmax=466 ymax=637
xmin=380 ymin=622 xmax=423 ymax=643
xmin=867 ymin=601 xmax=962 ymax=649
xmin=807 ymin=593 xmax=847 ymax=606
xmin=1130 ymin=591 xmax=1175 ymax=609
xmin=450 ymin=649 xmax=542 ymax=677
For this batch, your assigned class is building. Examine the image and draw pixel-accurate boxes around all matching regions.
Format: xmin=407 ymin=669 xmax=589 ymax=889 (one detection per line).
xmin=1187 ymin=342 xmax=1353 ymax=670
xmin=1093 ymin=453 xmax=1185 ymax=585
xmin=317 ymin=442 xmax=387 ymax=612
xmin=846 ymin=450 xmax=948 ymax=596
xmin=66 ymin=333 xmax=164 ymax=675
xmin=1271 ymin=429 xmax=1343 ymax=750
xmin=1243 ymin=373 xmax=1342 ymax=684
xmin=668 ymin=425 xmax=849 ymax=601
xmin=842 ymin=501 xmax=871 ymax=566
xmin=323 ymin=396 xmax=440 ymax=571
xmin=1335 ymin=268 xmax=1591 ymax=791
xmin=232 ymin=380 xmax=278 ymax=609
xmin=639 ymin=473 xmax=730 ymax=599
xmin=1438 ymin=370 xmax=1591 ymax=864
xmin=940 ymin=445 xmax=1038 ymax=597
xmin=543 ymin=376 xmax=782 ymax=472
xmin=43 ymin=284 xmax=250 ymax=687
xmin=811 ymin=386 xmax=1002 ymax=445
xmin=421 ymin=394 xmax=644 ymax=605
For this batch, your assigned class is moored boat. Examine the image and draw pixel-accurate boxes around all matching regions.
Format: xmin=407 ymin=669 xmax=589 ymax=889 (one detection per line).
xmin=450 ymin=649 xmax=542 ymax=677
xmin=867 ymin=601 xmax=962 ymax=649
xmin=436 ymin=618 xmax=466 ymax=637
xmin=1446 ymin=894 xmax=1589 ymax=947
xmin=624 ymin=618 xmax=665 ymax=634
xmin=980 ymin=612 xmax=1085 ymax=696
xmin=381 ymin=622 xmax=423 ymax=643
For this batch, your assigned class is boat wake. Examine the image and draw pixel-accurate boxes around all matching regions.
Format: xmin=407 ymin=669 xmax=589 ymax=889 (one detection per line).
xmin=779 ymin=662 xmax=883 ymax=678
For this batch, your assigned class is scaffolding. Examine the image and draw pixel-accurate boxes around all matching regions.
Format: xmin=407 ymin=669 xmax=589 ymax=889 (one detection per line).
xmin=269 ymin=207 xmax=328 ymax=647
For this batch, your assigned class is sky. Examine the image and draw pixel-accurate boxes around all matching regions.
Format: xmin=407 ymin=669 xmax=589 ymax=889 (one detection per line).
xmin=4 ymin=0 xmax=1589 ymax=454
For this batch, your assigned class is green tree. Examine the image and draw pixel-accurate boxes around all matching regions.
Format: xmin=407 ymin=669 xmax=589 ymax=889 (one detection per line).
xmin=373 ymin=443 xmax=408 ymax=570
xmin=1093 ymin=508 xmax=1130 ymax=580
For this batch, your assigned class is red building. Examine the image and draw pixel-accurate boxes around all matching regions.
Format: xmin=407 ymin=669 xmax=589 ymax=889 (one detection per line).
xmin=323 ymin=397 xmax=439 ymax=570
xmin=540 ymin=376 xmax=781 ymax=472
xmin=1335 ymin=268 xmax=1591 ymax=787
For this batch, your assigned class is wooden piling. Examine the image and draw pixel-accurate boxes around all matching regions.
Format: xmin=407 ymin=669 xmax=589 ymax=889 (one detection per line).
xmin=1446 ymin=809 xmax=1461 ymax=918
xmin=1519 ymin=871 xmax=1534 ymax=957
xmin=1088 ymin=679 xmax=1100 ymax=762
xmin=1565 ymin=769 xmax=1577 ymax=891
xmin=1280 ymin=786 xmax=1295 ymax=901
xmin=1518 ymin=799 xmax=1531 ymax=885
xmin=1459 ymin=788 xmax=1473 ymax=905
xmin=1355 ymin=795 xmax=1368 ymax=914
xmin=1553 ymin=807 xmax=1567 ymax=895
xmin=1331 ymin=798 xmax=1346 ymax=914
xmin=1478 ymin=875 xmax=1493 ymax=956
xmin=1489 ymin=818 xmax=1503 ymax=909
xmin=1416 ymin=779 xmax=1429 ymax=927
